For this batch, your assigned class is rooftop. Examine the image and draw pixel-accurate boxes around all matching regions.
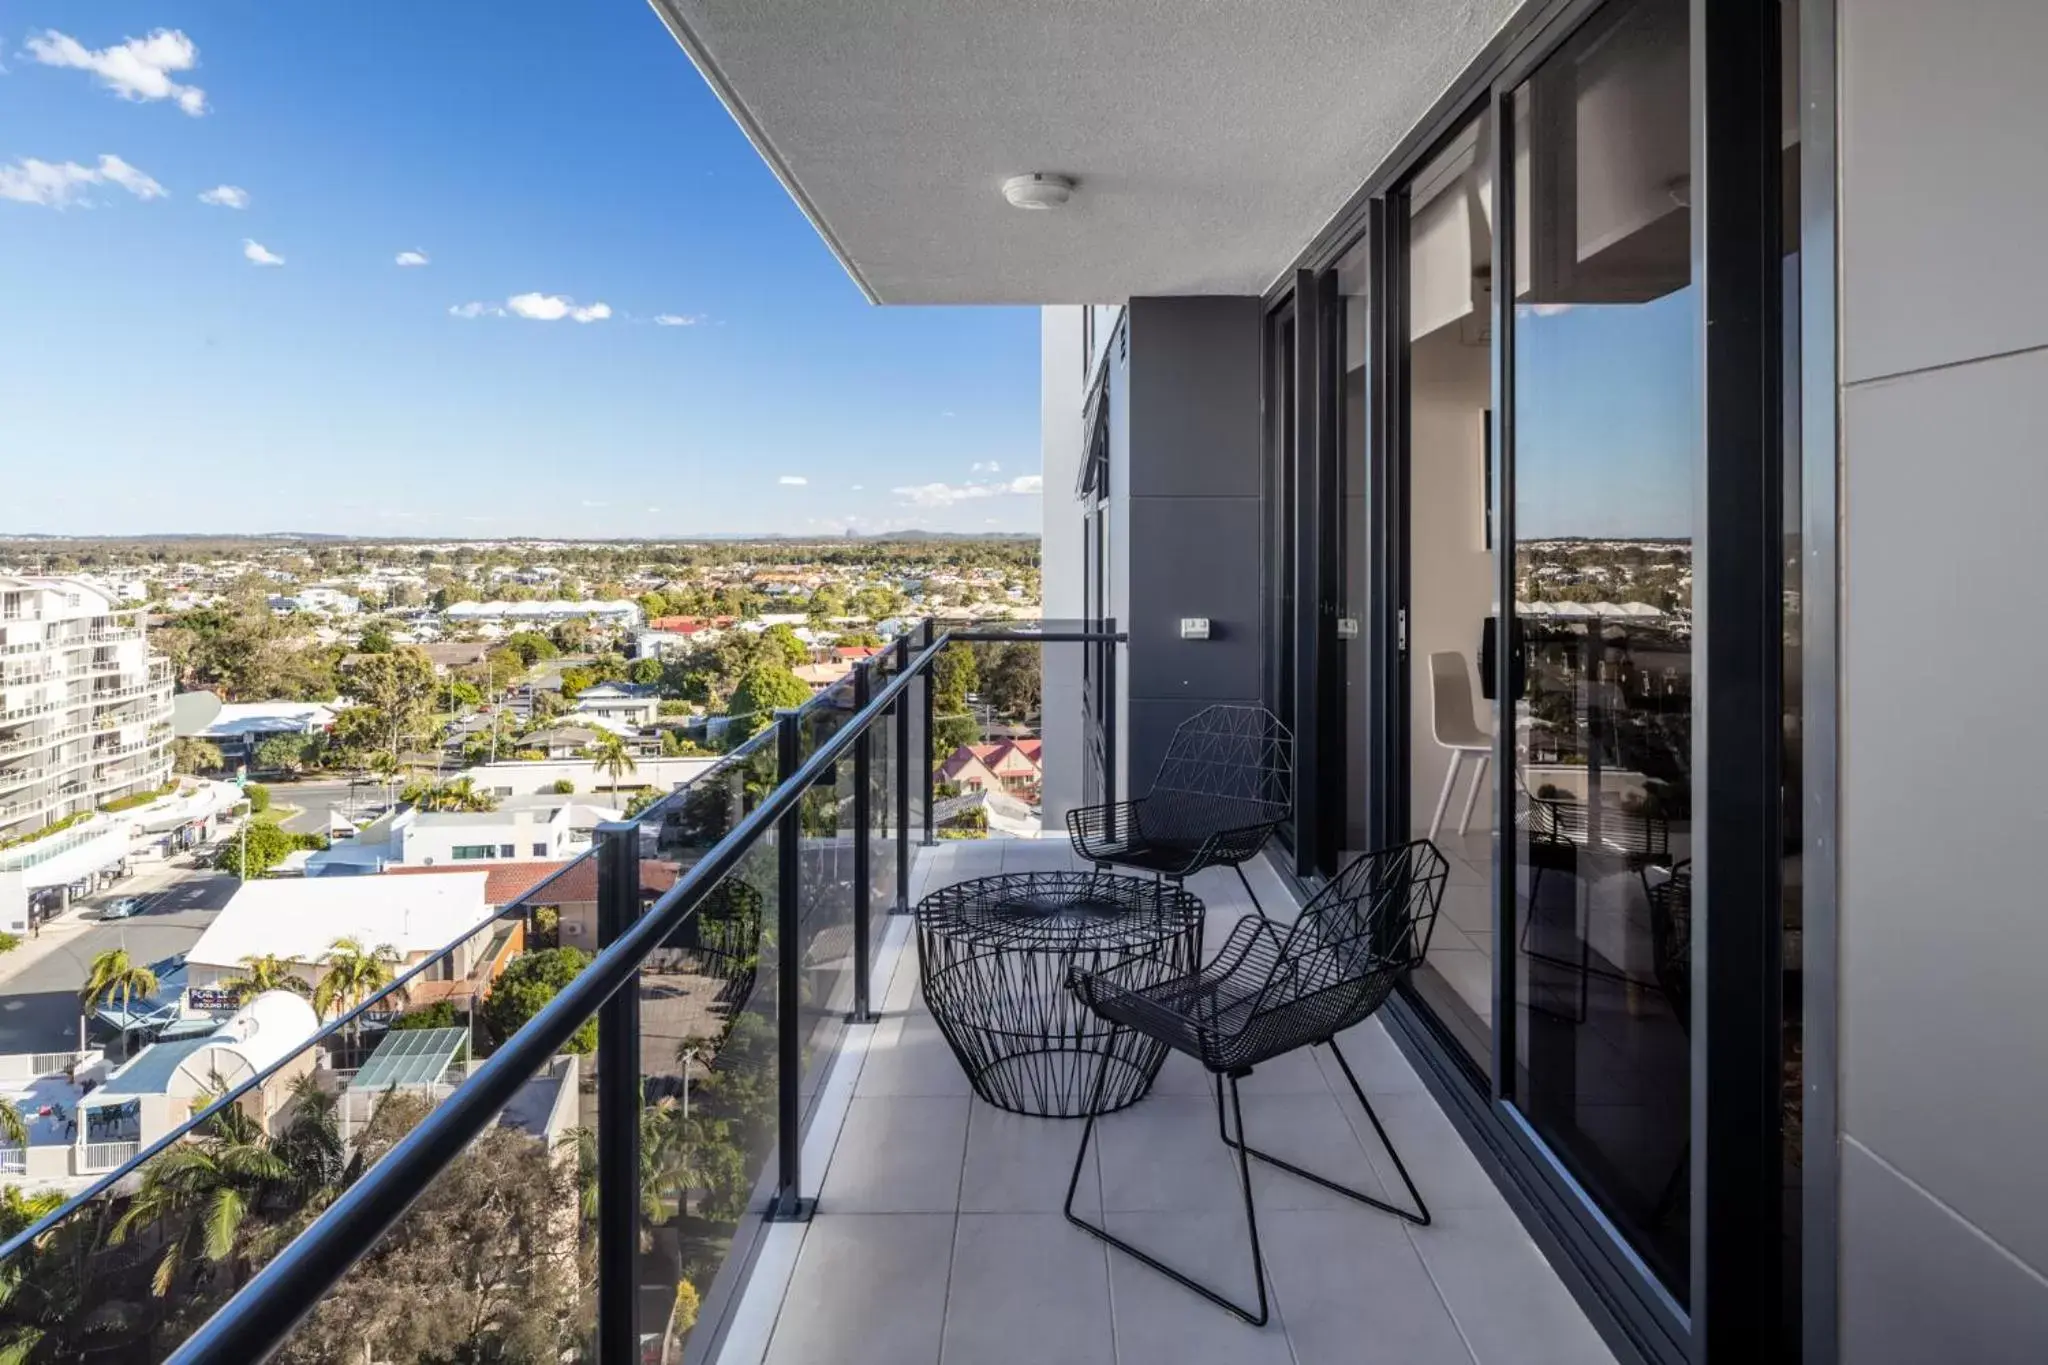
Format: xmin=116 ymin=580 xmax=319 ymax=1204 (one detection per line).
xmin=186 ymin=872 xmax=491 ymax=968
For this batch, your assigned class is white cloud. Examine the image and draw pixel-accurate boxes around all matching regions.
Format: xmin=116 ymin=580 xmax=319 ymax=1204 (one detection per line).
xmin=1527 ymin=302 xmax=1575 ymax=318
xmin=850 ymin=484 xmax=864 ymax=492
xmin=99 ymin=156 xmax=165 ymax=199
xmin=581 ymin=500 xmax=608 ymax=508
xmin=506 ymin=291 xmax=611 ymax=323
xmin=394 ymin=250 xmax=429 ymax=267
xmin=242 ymin=238 xmax=284 ymax=266
xmin=198 ymin=184 xmax=247 ymax=209
xmin=652 ymin=313 xmax=704 ymax=327
xmin=891 ymin=473 xmax=1042 ymax=508
xmin=0 ymin=153 xmax=165 ymax=207
xmin=24 ymin=29 xmax=207 ymax=115
xmin=971 ymin=461 xmax=1001 ymax=473
xmin=449 ymin=301 xmax=502 ymax=319
xmin=646 ymin=506 xmax=662 ymax=513
xmin=777 ymin=476 xmax=808 ymax=487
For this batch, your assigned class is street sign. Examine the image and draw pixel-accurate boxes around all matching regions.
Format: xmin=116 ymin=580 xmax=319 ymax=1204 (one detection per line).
xmin=234 ymin=765 xmax=248 ymax=790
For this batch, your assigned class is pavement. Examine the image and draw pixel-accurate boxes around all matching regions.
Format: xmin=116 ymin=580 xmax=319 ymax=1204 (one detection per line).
xmin=0 ymin=864 xmax=239 ymax=1055
xmin=267 ymin=778 xmax=378 ymax=835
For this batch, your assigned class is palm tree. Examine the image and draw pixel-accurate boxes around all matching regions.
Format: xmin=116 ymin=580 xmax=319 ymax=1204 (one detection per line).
xmin=221 ymin=953 xmax=312 ymax=1004
xmin=587 ymin=731 xmax=637 ymax=793
xmin=79 ymin=949 xmax=160 ymax=1058
xmin=311 ymin=938 xmax=401 ymax=1024
xmin=108 ymin=1101 xmax=289 ymax=1297
xmin=0 ymin=1099 xmax=28 ymax=1151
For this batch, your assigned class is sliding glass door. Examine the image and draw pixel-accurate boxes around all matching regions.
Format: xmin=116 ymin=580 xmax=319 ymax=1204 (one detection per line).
xmin=1500 ymin=0 xmax=1698 ymax=1299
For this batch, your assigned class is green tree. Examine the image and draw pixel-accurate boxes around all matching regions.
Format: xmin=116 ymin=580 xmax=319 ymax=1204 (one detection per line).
xmin=587 ymin=732 xmax=638 ymax=792
xmin=723 ymin=662 xmax=812 ymax=743
xmin=252 ymin=734 xmax=310 ymax=776
xmin=172 ymin=736 xmax=225 ymax=775
xmin=214 ymin=819 xmax=319 ymax=878
xmin=355 ymin=626 xmax=394 ymax=654
xmin=334 ymin=647 xmax=438 ymax=772
xmin=550 ymin=619 xmax=590 ymax=653
xmin=400 ymin=776 xmax=497 ymax=813
xmin=312 ymin=938 xmax=401 ymax=1022
xmin=222 ymin=953 xmax=312 ymax=1003
xmin=558 ymin=666 xmax=599 ymax=700
xmin=483 ymin=948 xmax=598 ymax=1053
xmin=275 ymin=1127 xmax=587 ymax=1365
xmin=501 ymin=630 xmax=559 ymax=666
xmin=628 ymin=656 xmax=664 ymax=686
xmin=79 ymin=949 xmax=160 ymax=1054
xmin=108 ymin=1100 xmax=290 ymax=1297
xmin=756 ymin=623 xmax=807 ymax=671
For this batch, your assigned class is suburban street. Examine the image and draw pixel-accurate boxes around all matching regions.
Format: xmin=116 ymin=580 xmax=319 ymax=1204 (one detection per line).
xmin=0 ymin=869 xmax=239 ymax=1055
xmin=269 ymin=777 xmax=382 ymax=835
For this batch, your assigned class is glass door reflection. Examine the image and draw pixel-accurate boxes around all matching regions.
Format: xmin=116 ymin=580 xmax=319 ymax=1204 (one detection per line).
xmin=1504 ymin=0 xmax=1697 ymax=1300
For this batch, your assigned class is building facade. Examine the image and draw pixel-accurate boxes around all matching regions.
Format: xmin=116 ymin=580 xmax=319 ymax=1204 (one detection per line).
xmin=0 ymin=577 xmax=174 ymax=845
xmin=648 ymin=0 xmax=2048 ymax=1358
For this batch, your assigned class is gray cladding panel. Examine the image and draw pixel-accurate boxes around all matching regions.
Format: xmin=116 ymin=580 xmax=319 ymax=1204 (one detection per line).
xmin=1124 ymin=497 xmax=1265 ymax=707
xmin=1839 ymin=0 xmax=2048 ymax=381
xmin=1840 ymin=348 xmax=2048 ymax=1276
xmin=1126 ymin=297 xmax=1264 ymax=500
xmin=1839 ymin=1140 xmax=2048 ymax=1365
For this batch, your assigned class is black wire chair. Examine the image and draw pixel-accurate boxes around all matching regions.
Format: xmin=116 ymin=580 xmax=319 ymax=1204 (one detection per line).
xmin=1066 ymin=704 xmax=1293 ymax=920
xmin=1062 ymin=840 xmax=1449 ymax=1326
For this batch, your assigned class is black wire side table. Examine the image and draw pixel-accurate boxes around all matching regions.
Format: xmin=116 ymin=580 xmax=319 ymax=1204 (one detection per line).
xmin=916 ymin=871 xmax=1204 ymax=1117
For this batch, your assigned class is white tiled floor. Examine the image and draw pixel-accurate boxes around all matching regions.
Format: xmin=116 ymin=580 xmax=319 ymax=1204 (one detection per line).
xmin=725 ymin=840 xmax=1616 ymax=1365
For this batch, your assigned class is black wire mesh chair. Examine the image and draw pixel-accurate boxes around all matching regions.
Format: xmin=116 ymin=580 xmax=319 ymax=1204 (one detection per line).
xmin=1066 ymin=704 xmax=1293 ymax=920
xmin=1062 ymin=840 xmax=1449 ymax=1325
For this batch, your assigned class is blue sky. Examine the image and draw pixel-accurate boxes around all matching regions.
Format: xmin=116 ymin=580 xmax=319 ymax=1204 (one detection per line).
xmin=0 ymin=5 xmax=1043 ymax=538
xmin=1513 ymin=288 xmax=1698 ymax=541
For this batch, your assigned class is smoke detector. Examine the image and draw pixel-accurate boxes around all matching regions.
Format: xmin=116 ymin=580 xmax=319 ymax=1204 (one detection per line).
xmin=1002 ymin=173 xmax=1075 ymax=210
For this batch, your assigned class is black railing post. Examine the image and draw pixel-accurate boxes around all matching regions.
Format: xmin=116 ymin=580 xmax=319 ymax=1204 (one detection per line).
xmin=1103 ymin=619 xmax=1120 ymax=806
xmin=849 ymin=663 xmax=875 ymax=1022
xmin=768 ymin=709 xmax=814 ymax=1222
xmin=921 ymin=620 xmax=937 ymax=846
xmin=893 ymin=634 xmax=913 ymax=913
xmin=594 ymin=821 xmax=642 ymax=1360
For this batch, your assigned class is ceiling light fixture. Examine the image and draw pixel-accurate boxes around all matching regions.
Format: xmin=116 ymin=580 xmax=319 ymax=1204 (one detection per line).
xmin=1002 ymin=173 xmax=1075 ymax=210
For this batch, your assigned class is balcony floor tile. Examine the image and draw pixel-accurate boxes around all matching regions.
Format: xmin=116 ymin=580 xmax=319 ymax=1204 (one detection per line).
xmin=726 ymin=844 xmax=1614 ymax=1365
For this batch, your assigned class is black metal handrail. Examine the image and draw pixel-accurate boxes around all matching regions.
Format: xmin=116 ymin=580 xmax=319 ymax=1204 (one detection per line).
xmin=0 ymin=848 xmax=601 ymax=1264
xmin=167 ymin=629 xmax=955 ymax=1364
xmin=169 ymin=621 xmax=1126 ymax=1363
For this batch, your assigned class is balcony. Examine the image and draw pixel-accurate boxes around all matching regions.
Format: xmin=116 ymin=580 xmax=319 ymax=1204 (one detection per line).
xmin=0 ymin=622 xmax=1606 ymax=1365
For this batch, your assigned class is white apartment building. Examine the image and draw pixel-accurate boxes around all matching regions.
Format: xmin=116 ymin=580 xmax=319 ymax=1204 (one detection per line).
xmin=0 ymin=577 xmax=174 ymax=846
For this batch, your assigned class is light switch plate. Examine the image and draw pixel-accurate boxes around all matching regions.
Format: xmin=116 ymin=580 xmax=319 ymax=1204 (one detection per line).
xmin=1179 ymin=617 xmax=1211 ymax=640
xmin=1336 ymin=618 xmax=1360 ymax=639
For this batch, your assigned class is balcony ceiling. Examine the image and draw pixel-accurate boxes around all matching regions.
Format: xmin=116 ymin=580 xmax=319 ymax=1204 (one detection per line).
xmin=649 ymin=0 xmax=1521 ymax=303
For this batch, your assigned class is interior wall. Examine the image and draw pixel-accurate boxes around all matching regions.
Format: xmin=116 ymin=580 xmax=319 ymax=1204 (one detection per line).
xmin=1406 ymin=322 xmax=1496 ymax=834
xmin=1836 ymin=0 xmax=2048 ymax=1358
xmin=1120 ymin=296 xmax=1266 ymax=788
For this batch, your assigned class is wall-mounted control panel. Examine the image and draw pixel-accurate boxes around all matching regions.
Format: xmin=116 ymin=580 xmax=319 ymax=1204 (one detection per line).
xmin=1179 ymin=618 xmax=1211 ymax=641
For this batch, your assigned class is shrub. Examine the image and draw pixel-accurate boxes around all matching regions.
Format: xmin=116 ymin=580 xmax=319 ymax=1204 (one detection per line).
xmin=550 ymin=778 xmax=576 ymax=794
xmin=389 ymin=1000 xmax=463 ymax=1034
xmin=244 ymin=782 xmax=272 ymax=815
xmin=0 ymin=933 xmax=20 ymax=954
xmin=484 ymin=948 xmax=598 ymax=1053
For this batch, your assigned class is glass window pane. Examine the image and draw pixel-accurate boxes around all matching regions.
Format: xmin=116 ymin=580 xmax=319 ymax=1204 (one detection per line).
xmin=1403 ymin=114 xmax=1498 ymax=1077
xmin=1507 ymin=0 xmax=1695 ymax=1299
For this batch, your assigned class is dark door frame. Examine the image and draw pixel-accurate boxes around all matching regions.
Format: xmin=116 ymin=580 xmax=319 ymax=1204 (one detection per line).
xmin=1256 ymin=0 xmax=1822 ymax=1359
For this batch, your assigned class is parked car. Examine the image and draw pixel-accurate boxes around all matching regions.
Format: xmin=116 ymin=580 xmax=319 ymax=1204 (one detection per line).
xmin=98 ymin=896 xmax=149 ymax=920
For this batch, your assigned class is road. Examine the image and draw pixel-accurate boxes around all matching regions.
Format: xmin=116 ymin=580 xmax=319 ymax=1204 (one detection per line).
xmin=268 ymin=778 xmax=380 ymax=835
xmin=0 ymin=870 xmax=239 ymax=1054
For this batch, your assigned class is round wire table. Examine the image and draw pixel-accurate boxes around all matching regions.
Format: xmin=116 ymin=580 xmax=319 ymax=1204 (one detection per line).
xmin=916 ymin=871 xmax=1204 ymax=1117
